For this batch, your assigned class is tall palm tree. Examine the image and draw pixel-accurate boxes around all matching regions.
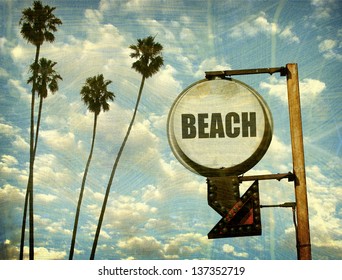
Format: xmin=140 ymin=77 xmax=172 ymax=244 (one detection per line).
xmin=69 ymin=74 xmax=115 ymax=260
xmin=19 ymin=1 xmax=62 ymax=260
xmin=27 ymin=58 xmax=62 ymax=222
xmin=90 ymin=36 xmax=163 ymax=259
xmin=28 ymin=58 xmax=62 ymax=156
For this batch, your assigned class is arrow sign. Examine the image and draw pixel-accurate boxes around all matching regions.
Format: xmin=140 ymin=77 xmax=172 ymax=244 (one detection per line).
xmin=207 ymin=178 xmax=261 ymax=239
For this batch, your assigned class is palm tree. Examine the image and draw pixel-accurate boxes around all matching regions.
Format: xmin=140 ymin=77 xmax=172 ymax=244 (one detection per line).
xmin=90 ymin=36 xmax=163 ymax=259
xmin=19 ymin=1 xmax=62 ymax=260
xmin=28 ymin=58 xmax=62 ymax=156
xmin=20 ymin=57 xmax=62 ymax=262
xmin=69 ymin=74 xmax=115 ymax=260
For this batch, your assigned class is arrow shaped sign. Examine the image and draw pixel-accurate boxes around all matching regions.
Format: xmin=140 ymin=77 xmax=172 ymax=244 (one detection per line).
xmin=207 ymin=178 xmax=261 ymax=239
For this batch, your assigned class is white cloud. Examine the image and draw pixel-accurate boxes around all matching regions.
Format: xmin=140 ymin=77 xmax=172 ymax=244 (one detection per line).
xmin=194 ymin=57 xmax=231 ymax=78
xmin=174 ymin=54 xmax=194 ymax=76
xmin=0 ymin=184 xmax=25 ymax=259
xmin=87 ymin=191 xmax=158 ymax=234
xmin=144 ymin=218 xmax=170 ymax=232
xmin=254 ymin=14 xmax=279 ymax=34
xmin=180 ymin=15 xmax=191 ymax=25
xmin=151 ymin=157 xmax=207 ymax=202
xmin=12 ymin=135 xmax=29 ymax=150
xmin=1 ymin=154 xmax=18 ymax=166
xmin=34 ymin=213 xmax=71 ymax=238
xmin=85 ymin=8 xmax=103 ymax=23
xmin=67 ymin=103 xmax=94 ymax=133
xmin=0 ymin=122 xmax=18 ymax=136
xmin=117 ymin=236 xmax=165 ymax=259
xmin=116 ymin=233 xmax=212 ymax=259
xmin=280 ymin=25 xmax=300 ymax=43
xmin=0 ymin=155 xmax=23 ymax=182
xmin=310 ymin=0 xmax=336 ymax=20
xmin=99 ymin=0 xmax=169 ymax=15
xmin=40 ymin=130 xmax=78 ymax=152
xmin=164 ymin=233 xmax=210 ymax=259
xmin=113 ymin=119 xmax=161 ymax=172
xmin=11 ymin=45 xmax=33 ymax=62
xmin=138 ymin=18 xmax=177 ymax=42
xmin=260 ymin=76 xmax=287 ymax=103
xmin=0 ymin=119 xmax=30 ymax=153
xmin=180 ymin=27 xmax=196 ymax=42
xmin=99 ymin=0 xmax=118 ymax=12
xmin=222 ymin=244 xmax=249 ymax=258
xmin=25 ymin=246 xmax=67 ymax=260
xmin=0 ymin=37 xmax=7 ymax=51
xmin=229 ymin=12 xmax=300 ymax=44
xmin=125 ymin=0 xmax=153 ymax=10
xmin=311 ymin=0 xmax=333 ymax=6
xmin=0 ymin=183 xmax=24 ymax=204
xmin=260 ymin=76 xmax=326 ymax=105
xmin=319 ymin=39 xmax=337 ymax=51
xmin=34 ymin=153 xmax=75 ymax=189
xmin=35 ymin=193 xmax=58 ymax=203
xmin=46 ymin=221 xmax=71 ymax=235
xmin=300 ymin=78 xmax=326 ymax=99
xmin=0 ymin=240 xmax=19 ymax=260
xmin=230 ymin=17 xmax=262 ymax=38
xmin=148 ymin=113 xmax=167 ymax=132
xmin=142 ymin=184 xmax=162 ymax=201
xmin=304 ymin=167 xmax=342 ymax=249
xmin=0 ymin=67 xmax=9 ymax=77
xmin=148 ymin=64 xmax=182 ymax=104
xmin=318 ymin=39 xmax=342 ymax=61
xmin=267 ymin=135 xmax=290 ymax=159
xmin=8 ymin=79 xmax=31 ymax=103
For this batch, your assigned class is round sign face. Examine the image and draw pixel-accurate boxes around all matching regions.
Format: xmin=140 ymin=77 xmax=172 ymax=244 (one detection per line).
xmin=167 ymin=78 xmax=273 ymax=177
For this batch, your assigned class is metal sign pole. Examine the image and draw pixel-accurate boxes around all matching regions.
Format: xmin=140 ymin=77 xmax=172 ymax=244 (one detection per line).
xmin=286 ymin=63 xmax=312 ymax=260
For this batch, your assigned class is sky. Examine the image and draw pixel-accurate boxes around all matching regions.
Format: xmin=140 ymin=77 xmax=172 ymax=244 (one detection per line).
xmin=0 ymin=0 xmax=341 ymax=260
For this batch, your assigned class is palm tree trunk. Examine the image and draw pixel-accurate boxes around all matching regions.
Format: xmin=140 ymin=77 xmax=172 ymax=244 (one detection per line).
xmin=90 ymin=76 xmax=146 ymax=260
xmin=19 ymin=180 xmax=29 ymax=260
xmin=19 ymin=44 xmax=40 ymax=260
xmin=69 ymin=113 xmax=98 ymax=260
xmin=19 ymin=96 xmax=43 ymax=260
xmin=33 ymin=95 xmax=43 ymax=156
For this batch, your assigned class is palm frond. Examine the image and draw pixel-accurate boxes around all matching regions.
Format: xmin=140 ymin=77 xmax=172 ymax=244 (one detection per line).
xmin=19 ymin=1 xmax=62 ymax=46
xmin=27 ymin=57 xmax=62 ymax=98
xmin=80 ymin=74 xmax=115 ymax=115
xmin=129 ymin=35 xmax=164 ymax=78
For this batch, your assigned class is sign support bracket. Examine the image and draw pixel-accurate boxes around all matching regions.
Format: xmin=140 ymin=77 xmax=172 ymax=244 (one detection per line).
xmin=238 ymin=172 xmax=294 ymax=183
xmin=205 ymin=67 xmax=287 ymax=79
xmin=261 ymin=202 xmax=299 ymax=258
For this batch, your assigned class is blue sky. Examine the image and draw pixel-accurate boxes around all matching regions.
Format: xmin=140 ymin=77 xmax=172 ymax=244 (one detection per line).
xmin=0 ymin=0 xmax=341 ymax=260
